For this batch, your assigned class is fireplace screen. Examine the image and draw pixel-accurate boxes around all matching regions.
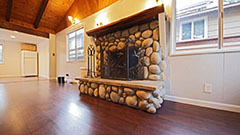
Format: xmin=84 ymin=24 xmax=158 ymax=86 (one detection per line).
xmin=100 ymin=38 xmax=145 ymax=80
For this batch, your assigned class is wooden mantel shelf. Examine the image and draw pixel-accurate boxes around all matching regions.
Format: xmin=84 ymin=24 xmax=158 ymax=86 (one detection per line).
xmin=86 ymin=4 xmax=164 ymax=37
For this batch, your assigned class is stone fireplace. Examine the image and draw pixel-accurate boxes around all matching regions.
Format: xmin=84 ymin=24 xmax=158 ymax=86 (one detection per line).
xmin=76 ymin=5 xmax=167 ymax=113
xmin=95 ymin=19 xmax=163 ymax=81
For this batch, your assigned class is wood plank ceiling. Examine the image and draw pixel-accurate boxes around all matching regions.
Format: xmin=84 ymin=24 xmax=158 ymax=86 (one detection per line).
xmin=54 ymin=0 xmax=119 ymax=33
xmin=0 ymin=0 xmax=118 ymax=38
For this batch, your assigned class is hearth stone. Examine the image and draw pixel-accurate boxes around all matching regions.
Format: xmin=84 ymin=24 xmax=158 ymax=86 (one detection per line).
xmin=129 ymin=25 xmax=139 ymax=34
xmin=150 ymin=20 xmax=159 ymax=30
xmin=150 ymin=52 xmax=161 ymax=64
xmin=142 ymin=30 xmax=153 ymax=38
xmin=149 ymin=64 xmax=161 ymax=74
xmin=77 ymin=78 xmax=165 ymax=113
xmin=135 ymin=32 xmax=141 ymax=38
xmin=145 ymin=47 xmax=153 ymax=56
xmin=153 ymin=41 xmax=160 ymax=52
xmin=152 ymin=28 xmax=159 ymax=41
xmin=142 ymin=38 xmax=153 ymax=48
xmin=149 ymin=74 xmax=161 ymax=81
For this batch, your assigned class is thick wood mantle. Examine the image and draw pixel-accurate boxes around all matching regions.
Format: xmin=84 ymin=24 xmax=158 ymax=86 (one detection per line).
xmin=86 ymin=4 xmax=164 ymax=37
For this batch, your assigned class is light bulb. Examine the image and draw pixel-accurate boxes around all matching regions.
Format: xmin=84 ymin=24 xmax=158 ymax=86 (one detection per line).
xmin=68 ymin=16 xmax=73 ymax=21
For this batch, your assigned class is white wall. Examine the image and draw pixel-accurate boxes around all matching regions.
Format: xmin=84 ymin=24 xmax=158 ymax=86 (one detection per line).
xmin=168 ymin=52 xmax=240 ymax=111
xmin=37 ymin=40 xmax=49 ymax=78
xmin=0 ymin=40 xmax=21 ymax=77
xmin=0 ymin=40 xmax=50 ymax=79
xmin=56 ymin=0 xmax=240 ymax=112
xmin=169 ymin=52 xmax=240 ymax=105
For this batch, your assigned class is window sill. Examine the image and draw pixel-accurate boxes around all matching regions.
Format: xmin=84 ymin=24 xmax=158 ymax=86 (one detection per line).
xmin=66 ymin=60 xmax=85 ymax=63
xmin=170 ymin=47 xmax=240 ymax=57
xmin=172 ymin=36 xmax=240 ymax=56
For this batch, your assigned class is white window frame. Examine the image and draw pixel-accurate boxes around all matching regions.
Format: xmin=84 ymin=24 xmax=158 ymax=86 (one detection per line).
xmin=179 ymin=17 xmax=208 ymax=42
xmin=170 ymin=0 xmax=240 ymax=56
xmin=0 ymin=44 xmax=3 ymax=64
xmin=66 ymin=28 xmax=85 ymax=62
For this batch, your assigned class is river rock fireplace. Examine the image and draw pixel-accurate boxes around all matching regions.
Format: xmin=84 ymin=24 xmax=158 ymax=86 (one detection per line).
xmin=95 ymin=16 xmax=164 ymax=81
xmin=76 ymin=5 xmax=167 ymax=113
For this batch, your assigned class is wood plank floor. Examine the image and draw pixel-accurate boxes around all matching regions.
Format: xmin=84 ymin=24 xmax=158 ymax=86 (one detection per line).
xmin=0 ymin=79 xmax=239 ymax=135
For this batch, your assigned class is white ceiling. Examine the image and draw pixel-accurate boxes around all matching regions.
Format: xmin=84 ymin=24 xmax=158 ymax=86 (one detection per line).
xmin=0 ymin=28 xmax=49 ymax=44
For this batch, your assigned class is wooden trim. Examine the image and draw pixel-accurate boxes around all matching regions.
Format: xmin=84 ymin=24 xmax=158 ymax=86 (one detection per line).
xmin=0 ymin=21 xmax=49 ymax=38
xmin=6 ymin=0 xmax=13 ymax=22
xmin=34 ymin=0 xmax=49 ymax=28
xmin=86 ymin=4 xmax=164 ymax=37
xmin=176 ymin=46 xmax=217 ymax=51
xmin=21 ymin=43 xmax=37 ymax=51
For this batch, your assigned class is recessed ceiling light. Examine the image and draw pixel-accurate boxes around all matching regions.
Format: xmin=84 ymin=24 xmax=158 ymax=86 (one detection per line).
xmin=13 ymin=31 xmax=18 ymax=33
xmin=10 ymin=35 xmax=16 ymax=39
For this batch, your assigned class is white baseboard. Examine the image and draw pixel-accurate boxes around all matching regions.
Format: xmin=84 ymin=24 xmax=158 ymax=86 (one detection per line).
xmin=0 ymin=75 xmax=20 ymax=78
xmin=39 ymin=75 xmax=49 ymax=79
xmin=165 ymin=95 xmax=240 ymax=113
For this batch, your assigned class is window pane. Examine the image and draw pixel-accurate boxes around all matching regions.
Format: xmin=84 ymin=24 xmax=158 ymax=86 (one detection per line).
xmin=194 ymin=19 xmax=205 ymax=39
xmin=176 ymin=0 xmax=218 ymax=52
xmin=223 ymin=0 xmax=240 ymax=48
xmin=76 ymin=35 xmax=82 ymax=48
xmin=76 ymin=29 xmax=84 ymax=61
xmin=69 ymin=50 xmax=76 ymax=55
xmin=0 ymin=45 xmax=2 ymax=62
xmin=68 ymin=32 xmax=75 ymax=38
xmin=69 ymin=38 xmax=75 ymax=50
xmin=76 ymin=29 xmax=84 ymax=48
xmin=76 ymin=29 xmax=84 ymax=35
xmin=77 ymin=49 xmax=84 ymax=55
xmin=182 ymin=22 xmax=192 ymax=40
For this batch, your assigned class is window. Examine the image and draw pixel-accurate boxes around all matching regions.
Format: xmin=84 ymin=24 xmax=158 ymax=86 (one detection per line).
xmin=180 ymin=18 xmax=207 ymax=41
xmin=174 ymin=0 xmax=240 ymax=53
xmin=67 ymin=28 xmax=84 ymax=61
xmin=0 ymin=44 xmax=2 ymax=63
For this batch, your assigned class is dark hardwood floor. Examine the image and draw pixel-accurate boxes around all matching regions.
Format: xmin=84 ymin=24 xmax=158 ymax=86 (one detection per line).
xmin=0 ymin=79 xmax=239 ymax=135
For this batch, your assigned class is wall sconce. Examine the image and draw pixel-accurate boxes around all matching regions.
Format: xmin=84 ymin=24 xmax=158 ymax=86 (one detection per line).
xmin=96 ymin=22 xmax=103 ymax=27
xmin=95 ymin=12 xmax=109 ymax=28
xmin=156 ymin=0 xmax=162 ymax=4
xmin=68 ymin=16 xmax=80 ymax=24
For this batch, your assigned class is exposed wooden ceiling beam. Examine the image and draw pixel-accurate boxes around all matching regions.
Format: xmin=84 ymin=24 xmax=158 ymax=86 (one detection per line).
xmin=34 ymin=0 xmax=49 ymax=29
xmin=0 ymin=21 xmax=49 ymax=38
xmin=6 ymin=0 xmax=13 ymax=22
